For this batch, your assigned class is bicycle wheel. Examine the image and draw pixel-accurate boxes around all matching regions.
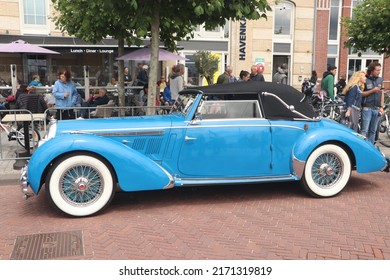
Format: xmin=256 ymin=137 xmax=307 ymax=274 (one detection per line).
xmin=377 ymin=113 xmax=390 ymax=147
xmin=16 ymin=126 xmax=41 ymax=149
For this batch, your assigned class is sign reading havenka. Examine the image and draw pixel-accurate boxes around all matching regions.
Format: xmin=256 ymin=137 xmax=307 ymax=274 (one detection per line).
xmin=239 ymin=17 xmax=246 ymax=60
xmin=70 ymin=48 xmax=115 ymax=54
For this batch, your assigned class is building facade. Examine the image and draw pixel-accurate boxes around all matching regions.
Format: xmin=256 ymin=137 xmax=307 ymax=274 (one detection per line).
xmin=0 ymin=0 xmax=388 ymax=90
xmin=0 ymin=0 xmax=228 ymax=87
xmin=229 ymin=0 xmax=389 ymax=90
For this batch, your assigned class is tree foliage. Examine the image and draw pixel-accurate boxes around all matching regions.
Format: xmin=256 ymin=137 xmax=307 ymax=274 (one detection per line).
xmin=194 ymin=51 xmax=220 ymax=85
xmin=342 ymin=0 xmax=390 ymax=57
xmin=51 ymin=0 xmax=271 ymax=112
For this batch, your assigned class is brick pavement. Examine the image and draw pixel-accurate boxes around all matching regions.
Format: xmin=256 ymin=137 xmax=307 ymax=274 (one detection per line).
xmin=1 ymin=133 xmax=390 ymax=260
xmin=0 ymin=170 xmax=389 ymax=260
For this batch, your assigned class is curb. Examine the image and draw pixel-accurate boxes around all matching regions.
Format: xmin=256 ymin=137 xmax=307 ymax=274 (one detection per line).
xmin=0 ymin=173 xmax=19 ymax=186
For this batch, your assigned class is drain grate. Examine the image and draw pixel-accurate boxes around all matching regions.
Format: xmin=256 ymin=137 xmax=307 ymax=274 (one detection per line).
xmin=11 ymin=230 xmax=84 ymax=260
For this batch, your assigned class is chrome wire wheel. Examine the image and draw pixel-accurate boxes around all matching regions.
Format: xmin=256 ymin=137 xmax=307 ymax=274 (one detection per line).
xmin=311 ymin=153 xmax=343 ymax=189
xmin=46 ymin=154 xmax=115 ymax=217
xmin=302 ymin=144 xmax=351 ymax=197
xmin=60 ymin=164 xmax=104 ymax=207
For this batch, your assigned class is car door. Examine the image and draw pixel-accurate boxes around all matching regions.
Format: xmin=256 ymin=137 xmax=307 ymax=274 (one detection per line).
xmin=177 ymin=100 xmax=272 ymax=177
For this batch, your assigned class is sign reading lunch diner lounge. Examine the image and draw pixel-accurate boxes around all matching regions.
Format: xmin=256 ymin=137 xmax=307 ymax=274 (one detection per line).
xmin=70 ymin=48 xmax=115 ymax=54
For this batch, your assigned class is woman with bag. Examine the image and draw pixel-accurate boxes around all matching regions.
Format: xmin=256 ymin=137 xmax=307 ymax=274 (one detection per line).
xmin=342 ymin=71 xmax=366 ymax=132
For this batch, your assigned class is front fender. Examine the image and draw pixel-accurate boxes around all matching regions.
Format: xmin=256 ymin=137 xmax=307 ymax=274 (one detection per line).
xmin=293 ymin=127 xmax=387 ymax=174
xmin=27 ymin=134 xmax=173 ymax=194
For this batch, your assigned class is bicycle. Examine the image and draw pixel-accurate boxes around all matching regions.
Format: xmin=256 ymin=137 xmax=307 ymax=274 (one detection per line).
xmin=376 ymin=103 xmax=390 ymax=147
xmin=311 ymin=91 xmax=345 ymax=122
xmin=0 ymin=121 xmax=41 ymax=149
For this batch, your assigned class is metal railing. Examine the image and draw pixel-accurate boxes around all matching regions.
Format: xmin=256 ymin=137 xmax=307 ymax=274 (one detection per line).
xmin=0 ymin=104 xmax=172 ymax=164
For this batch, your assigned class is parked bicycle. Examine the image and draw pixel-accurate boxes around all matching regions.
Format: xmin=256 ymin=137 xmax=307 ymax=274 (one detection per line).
xmin=376 ymin=100 xmax=390 ymax=147
xmin=311 ymin=90 xmax=345 ymax=122
xmin=0 ymin=121 xmax=40 ymax=148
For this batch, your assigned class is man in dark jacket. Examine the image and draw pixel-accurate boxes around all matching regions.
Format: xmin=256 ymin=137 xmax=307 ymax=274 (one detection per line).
xmin=361 ymin=61 xmax=384 ymax=144
xmin=249 ymin=65 xmax=265 ymax=82
xmin=79 ymin=88 xmax=110 ymax=118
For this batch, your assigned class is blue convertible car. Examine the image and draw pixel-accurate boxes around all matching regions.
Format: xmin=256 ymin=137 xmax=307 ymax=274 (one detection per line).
xmin=20 ymin=81 xmax=389 ymax=217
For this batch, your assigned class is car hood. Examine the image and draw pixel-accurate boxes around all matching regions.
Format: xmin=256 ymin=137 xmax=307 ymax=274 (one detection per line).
xmin=55 ymin=115 xmax=175 ymax=136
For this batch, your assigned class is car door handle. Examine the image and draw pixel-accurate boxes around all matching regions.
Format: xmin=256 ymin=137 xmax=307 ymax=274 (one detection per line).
xmin=185 ymin=136 xmax=197 ymax=142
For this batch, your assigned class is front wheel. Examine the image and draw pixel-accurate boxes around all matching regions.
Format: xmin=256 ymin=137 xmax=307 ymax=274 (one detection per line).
xmin=45 ymin=153 xmax=115 ymax=217
xmin=301 ymin=144 xmax=351 ymax=197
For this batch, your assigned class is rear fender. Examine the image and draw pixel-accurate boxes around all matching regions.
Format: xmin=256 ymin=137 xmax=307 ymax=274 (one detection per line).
xmin=28 ymin=134 xmax=173 ymax=194
xmin=293 ymin=128 xmax=387 ymax=175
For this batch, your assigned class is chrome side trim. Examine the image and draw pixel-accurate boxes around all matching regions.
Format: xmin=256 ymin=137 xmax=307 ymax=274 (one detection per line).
xmin=292 ymin=155 xmax=305 ymax=179
xmin=62 ymin=123 xmax=306 ymax=135
xmin=66 ymin=130 xmax=165 ymax=137
xmin=174 ymin=174 xmax=297 ymax=186
xmin=157 ymin=165 xmax=175 ymax=189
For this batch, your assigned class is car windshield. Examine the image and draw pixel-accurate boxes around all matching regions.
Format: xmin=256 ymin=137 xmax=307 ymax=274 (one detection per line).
xmin=170 ymin=93 xmax=197 ymax=115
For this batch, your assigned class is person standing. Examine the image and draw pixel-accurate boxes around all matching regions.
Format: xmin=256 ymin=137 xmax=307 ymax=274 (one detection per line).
xmin=249 ymin=65 xmax=265 ymax=82
xmin=361 ymin=61 xmax=384 ymax=144
xmin=342 ymin=71 xmax=366 ymax=132
xmin=320 ymin=65 xmax=337 ymax=100
xmin=217 ymin=66 xmax=233 ymax=84
xmin=123 ymin=67 xmax=132 ymax=86
xmin=170 ymin=64 xmax=185 ymax=103
xmin=272 ymin=63 xmax=288 ymax=84
xmin=238 ymin=70 xmax=250 ymax=81
xmin=335 ymin=74 xmax=346 ymax=96
xmin=52 ymin=68 xmax=79 ymax=120
xmin=136 ymin=65 xmax=149 ymax=87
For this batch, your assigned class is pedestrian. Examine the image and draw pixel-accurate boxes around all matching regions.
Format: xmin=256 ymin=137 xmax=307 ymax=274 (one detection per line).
xmin=342 ymin=71 xmax=365 ymax=132
xmin=361 ymin=61 xmax=384 ymax=144
xmin=335 ymin=74 xmax=346 ymax=96
xmin=238 ymin=70 xmax=250 ymax=81
xmin=272 ymin=63 xmax=288 ymax=84
xmin=52 ymin=68 xmax=79 ymax=120
xmin=217 ymin=66 xmax=234 ymax=84
xmin=249 ymin=65 xmax=265 ymax=82
xmin=321 ymin=65 xmax=337 ymax=100
xmin=170 ymin=64 xmax=185 ymax=103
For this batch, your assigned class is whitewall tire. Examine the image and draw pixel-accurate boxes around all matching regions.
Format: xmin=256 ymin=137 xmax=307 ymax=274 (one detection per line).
xmin=301 ymin=144 xmax=351 ymax=197
xmin=46 ymin=153 xmax=115 ymax=217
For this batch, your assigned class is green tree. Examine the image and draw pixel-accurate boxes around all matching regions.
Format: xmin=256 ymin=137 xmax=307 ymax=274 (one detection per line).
xmin=194 ymin=51 xmax=220 ymax=85
xmin=51 ymin=0 xmax=272 ymax=113
xmin=342 ymin=0 xmax=390 ymax=57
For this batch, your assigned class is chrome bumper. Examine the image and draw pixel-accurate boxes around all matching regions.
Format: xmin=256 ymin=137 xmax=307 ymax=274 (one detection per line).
xmin=19 ymin=166 xmax=34 ymax=199
xmin=382 ymin=158 xmax=390 ymax=173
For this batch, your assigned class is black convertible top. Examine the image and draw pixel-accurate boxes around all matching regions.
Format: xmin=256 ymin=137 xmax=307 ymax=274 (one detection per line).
xmin=187 ymin=81 xmax=315 ymax=119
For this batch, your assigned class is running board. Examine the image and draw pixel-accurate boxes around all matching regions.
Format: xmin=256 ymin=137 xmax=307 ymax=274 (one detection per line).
xmin=174 ymin=175 xmax=297 ymax=187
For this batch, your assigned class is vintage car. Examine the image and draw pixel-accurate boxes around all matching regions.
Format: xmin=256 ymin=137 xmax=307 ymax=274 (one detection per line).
xmin=20 ymin=81 xmax=389 ymax=217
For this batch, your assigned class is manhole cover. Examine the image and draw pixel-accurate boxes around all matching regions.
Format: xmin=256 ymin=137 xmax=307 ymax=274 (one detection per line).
xmin=11 ymin=230 xmax=84 ymax=260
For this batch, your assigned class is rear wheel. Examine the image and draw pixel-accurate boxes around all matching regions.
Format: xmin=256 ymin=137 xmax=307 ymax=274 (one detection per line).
xmin=301 ymin=144 xmax=351 ymax=197
xmin=45 ymin=153 xmax=115 ymax=217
